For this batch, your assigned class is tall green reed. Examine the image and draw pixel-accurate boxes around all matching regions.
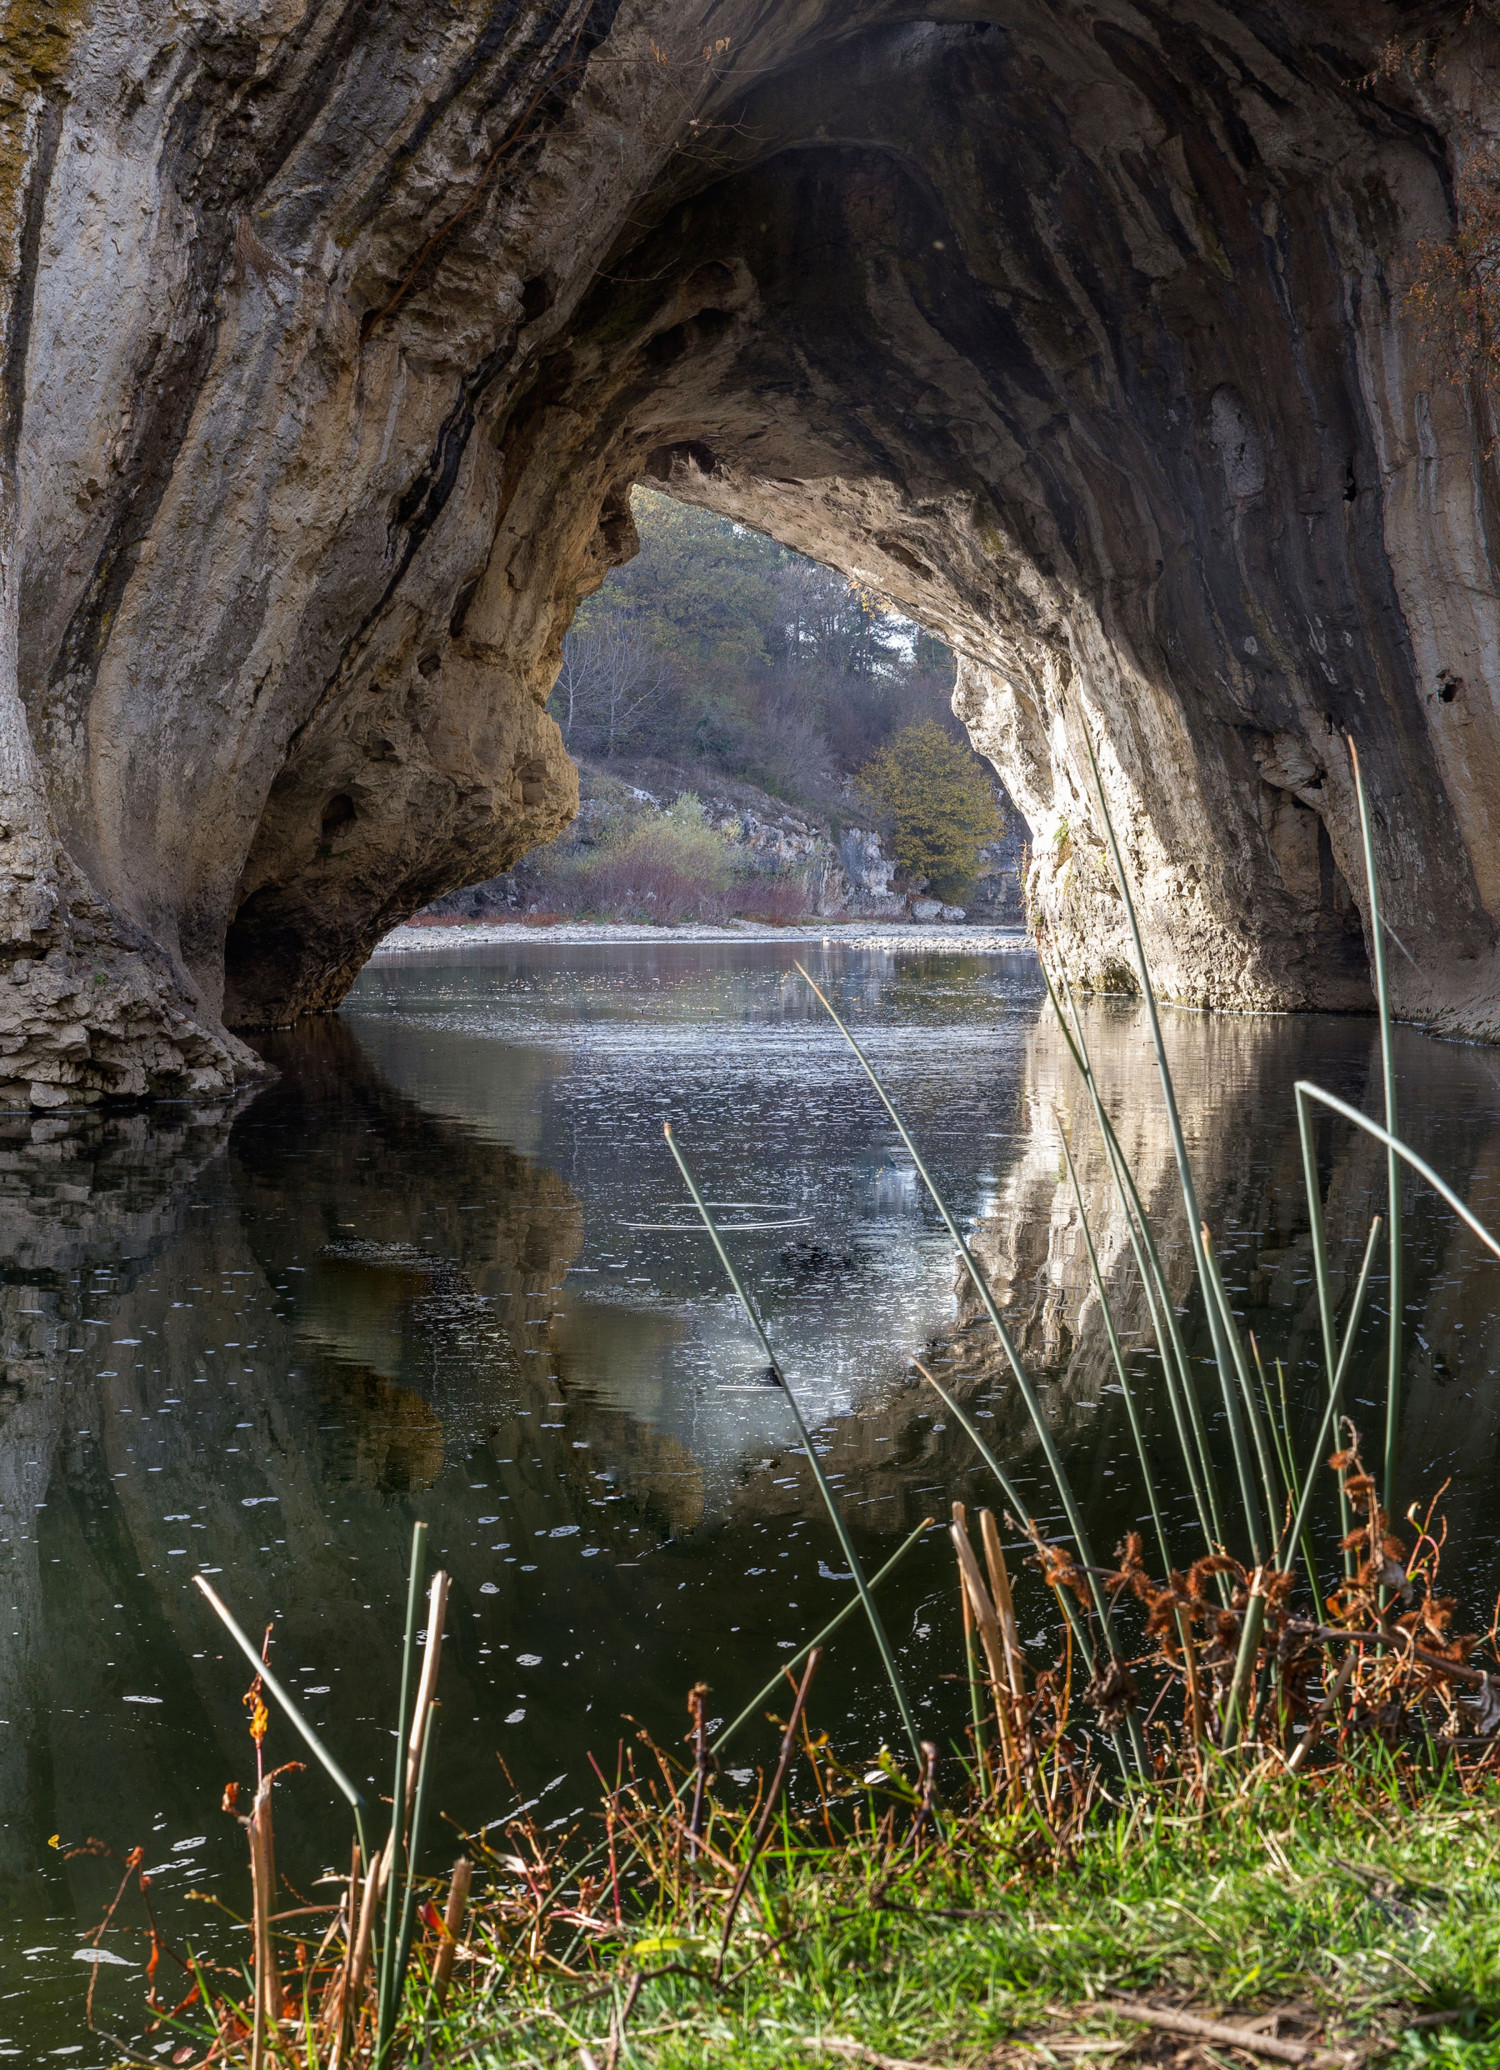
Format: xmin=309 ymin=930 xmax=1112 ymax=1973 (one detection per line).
xmin=1070 ymin=719 xmax=1500 ymax=1605
xmin=793 ymin=963 xmax=1147 ymax=1775
xmin=1279 ymin=1212 xmax=1383 ymax=1578
xmin=1348 ymin=741 xmax=1402 ymax=1520
xmin=1055 ymin=1118 xmax=1172 ymax=1572
xmin=662 ymin=1122 xmax=923 ymax=1764
xmin=1076 ymin=728 xmax=1265 ymax=1565
xmin=789 ymin=719 xmax=1500 ymax=1757
xmin=1043 ymin=966 xmax=1223 ymax=1553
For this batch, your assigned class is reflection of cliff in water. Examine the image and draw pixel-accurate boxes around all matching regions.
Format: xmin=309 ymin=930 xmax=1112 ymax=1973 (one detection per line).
xmin=955 ymin=999 xmax=1500 ymax=1546
xmin=741 ymin=996 xmax=1500 ymax=1561
xmin=237 ymin=1023 xmax=583 ymax=1482
xmin=0 ymin=1029 xmax=668 ymax=1977
xmin=966 ymin=1001 xmax=1394 ymax=1439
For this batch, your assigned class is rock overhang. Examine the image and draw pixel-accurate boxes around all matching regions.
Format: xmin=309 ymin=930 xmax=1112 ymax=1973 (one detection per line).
xmin=2 ymin=0 xmax=1499 ymax=1103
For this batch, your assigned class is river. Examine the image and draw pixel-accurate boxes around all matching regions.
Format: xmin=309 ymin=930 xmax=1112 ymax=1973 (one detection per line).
xmin=3 ymin=934 xmax=1500 ymax=2057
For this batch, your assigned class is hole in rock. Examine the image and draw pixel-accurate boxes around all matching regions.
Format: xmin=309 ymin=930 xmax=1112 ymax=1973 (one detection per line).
xmin=519 ymin=274 xmax=552 ymax=322
xmin=320 ymin=793 xmax=357 ymax=839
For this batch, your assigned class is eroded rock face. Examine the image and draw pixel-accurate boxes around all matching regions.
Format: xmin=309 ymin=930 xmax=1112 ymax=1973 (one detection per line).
xmin=4 ymin=0 xmax=1500 ymax=1101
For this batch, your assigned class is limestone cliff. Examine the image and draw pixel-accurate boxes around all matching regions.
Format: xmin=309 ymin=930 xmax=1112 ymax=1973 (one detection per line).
xmin=4 ymin=0 xmax=1500 ymax=1103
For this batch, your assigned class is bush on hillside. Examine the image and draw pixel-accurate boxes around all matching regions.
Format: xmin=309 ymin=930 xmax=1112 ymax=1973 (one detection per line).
xmin=518 ymin=790 xmax=835 ymax=924
xmin=734 ymin=873 xmax=813 ymax=924
xmin=545 ymin=794 xmax=738 ymax=922
xmin=856 ymin=720 xmax=1004 ymax=902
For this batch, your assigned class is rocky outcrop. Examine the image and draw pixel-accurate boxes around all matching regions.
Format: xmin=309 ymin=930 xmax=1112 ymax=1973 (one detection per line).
xmin=426 ymin=760 xmax=917 ymax=919
xmin=6 ymin=0 xmax=1500 ymax=1101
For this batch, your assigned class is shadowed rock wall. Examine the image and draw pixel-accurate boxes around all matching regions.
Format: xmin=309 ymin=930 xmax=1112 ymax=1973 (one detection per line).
xmin=4 ymin=0 xmax=1500 ymax=1103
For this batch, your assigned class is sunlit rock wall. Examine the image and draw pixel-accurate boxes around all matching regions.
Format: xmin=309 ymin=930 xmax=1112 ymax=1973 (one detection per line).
xmin=5 ymin=0 xmax=1500 ymax=1104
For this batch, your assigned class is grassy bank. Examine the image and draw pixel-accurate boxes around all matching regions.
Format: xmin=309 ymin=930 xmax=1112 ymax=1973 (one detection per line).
xmin=419 ymin=1768 xmax=1500 ymax=2068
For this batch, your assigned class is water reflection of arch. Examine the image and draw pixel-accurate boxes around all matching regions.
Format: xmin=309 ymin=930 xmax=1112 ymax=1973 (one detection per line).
xmin=0 ymin=1026 xmax=679 ymax=1932
xmin=736 ymin=997 xmax=1500 ymax=1570
xmin=235 ymin=1021 xmax=584 ymax=1462
xmin=0 ymin=1095 xmax=250 ymax=1895
xmin=9 ymin=985 xmax=1500 ymax=2017
xmin=955 ymin=1000 xmax=1500 ymax=1550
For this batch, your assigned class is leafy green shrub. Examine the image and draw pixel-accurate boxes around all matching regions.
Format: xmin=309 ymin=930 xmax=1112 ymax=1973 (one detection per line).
xmin=857 ymin=719 xmax=1004 ymax=901
xmin=565 ymin=794 xmax=736 ymax=921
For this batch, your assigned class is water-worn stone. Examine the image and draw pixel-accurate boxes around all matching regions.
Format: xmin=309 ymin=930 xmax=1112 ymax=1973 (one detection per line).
xmin=5 ymin=0 xmax=1500 ymax=1102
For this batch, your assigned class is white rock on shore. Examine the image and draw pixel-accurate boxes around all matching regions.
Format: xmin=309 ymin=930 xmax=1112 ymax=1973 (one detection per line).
xmin=375 ymin=919 xmax=1034 ymax=953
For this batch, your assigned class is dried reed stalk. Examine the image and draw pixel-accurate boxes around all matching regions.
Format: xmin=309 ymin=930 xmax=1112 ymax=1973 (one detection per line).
xmin=687 ymin=1682 xmax=710 ymax=1859
xmin=978 ymin=1509 xmax=1026 ymax=1707
xmin=247 ymin=1775 xmax=280 ymax=2065
xmin=431 ymin=1856 xmax=473 ymax=2010
xmin=950 ymin=1517 xmax=1020 ymax=1784
xmin=717 ymin=1647 xmax=822 ymax=1972
xmin=325 ymin=1839 xmax=362 ymax=2068
xmin=345 ymin=1847 xmax=387 ymax=2035
xmin=1177 ymin=1610 xmax=1207 ymax=1748
xmin=402 ymin=1572 xmax=449 ymax=1818
xmin=952 ymin=1504 xmax=992 ymax=1793
xmin=1285 ymin=1652 xmax=1357 ymax=1775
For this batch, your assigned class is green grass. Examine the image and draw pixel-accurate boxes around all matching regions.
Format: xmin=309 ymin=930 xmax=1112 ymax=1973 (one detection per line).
xmin=418 ymin=1774 xmax=1500 ymax=2067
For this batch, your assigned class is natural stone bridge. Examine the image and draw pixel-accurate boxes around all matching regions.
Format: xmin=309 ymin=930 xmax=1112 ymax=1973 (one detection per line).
xmin=2 ymin=0 xmax=1498 ymax=1106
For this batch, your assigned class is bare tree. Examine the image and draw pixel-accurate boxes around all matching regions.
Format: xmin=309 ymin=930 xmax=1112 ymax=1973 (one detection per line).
xmin=756 ymin=680 xmax=840 ymax=800
xmin=554 ymin=613 xmax=674 ymax=757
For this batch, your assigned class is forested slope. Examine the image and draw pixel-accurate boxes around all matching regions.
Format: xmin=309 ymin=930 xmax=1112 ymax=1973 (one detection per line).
xmin=426 ymin=493 xmax=1023 ymax=925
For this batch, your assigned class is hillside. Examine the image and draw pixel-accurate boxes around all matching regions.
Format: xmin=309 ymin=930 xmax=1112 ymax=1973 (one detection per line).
xmin=425 ymin=494 xmax=1025 ymax=925
xmin=426 ymin=755 xmax=1025 ymax=926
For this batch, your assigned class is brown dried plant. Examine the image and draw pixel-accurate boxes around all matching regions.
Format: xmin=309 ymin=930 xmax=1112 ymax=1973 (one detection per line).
xmin=1406 ymin=144 xmax=1500 ymax=401
xmin=86 ymin=1443 xmax=1500 ymax=2066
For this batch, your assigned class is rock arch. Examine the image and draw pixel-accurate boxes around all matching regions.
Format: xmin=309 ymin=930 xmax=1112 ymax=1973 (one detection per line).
xmin=3 ymin=0 xmax=1499 ymax=1103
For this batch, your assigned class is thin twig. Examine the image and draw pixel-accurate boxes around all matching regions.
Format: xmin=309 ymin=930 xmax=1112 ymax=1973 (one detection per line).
xmin=802 ymin=2038 xmax=958 ymax=2070
xmin=716 ymin=1649 xmax=821 ymax=1973
xmin=1101 ymin=1997 xmax=1355 ymax=2065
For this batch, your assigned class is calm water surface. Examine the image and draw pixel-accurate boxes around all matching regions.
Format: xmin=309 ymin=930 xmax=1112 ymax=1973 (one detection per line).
xmin=5 ymin=936 xmax=1500 ymax=2056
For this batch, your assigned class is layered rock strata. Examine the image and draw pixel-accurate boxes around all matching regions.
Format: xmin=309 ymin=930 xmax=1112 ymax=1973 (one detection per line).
xmin=5 ymin=0 xmax=1500 ymax=1102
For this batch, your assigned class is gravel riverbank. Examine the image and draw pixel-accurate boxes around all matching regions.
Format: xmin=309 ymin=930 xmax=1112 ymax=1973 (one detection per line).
xmin=374 ymin=917 xmax=1036 ymax=953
